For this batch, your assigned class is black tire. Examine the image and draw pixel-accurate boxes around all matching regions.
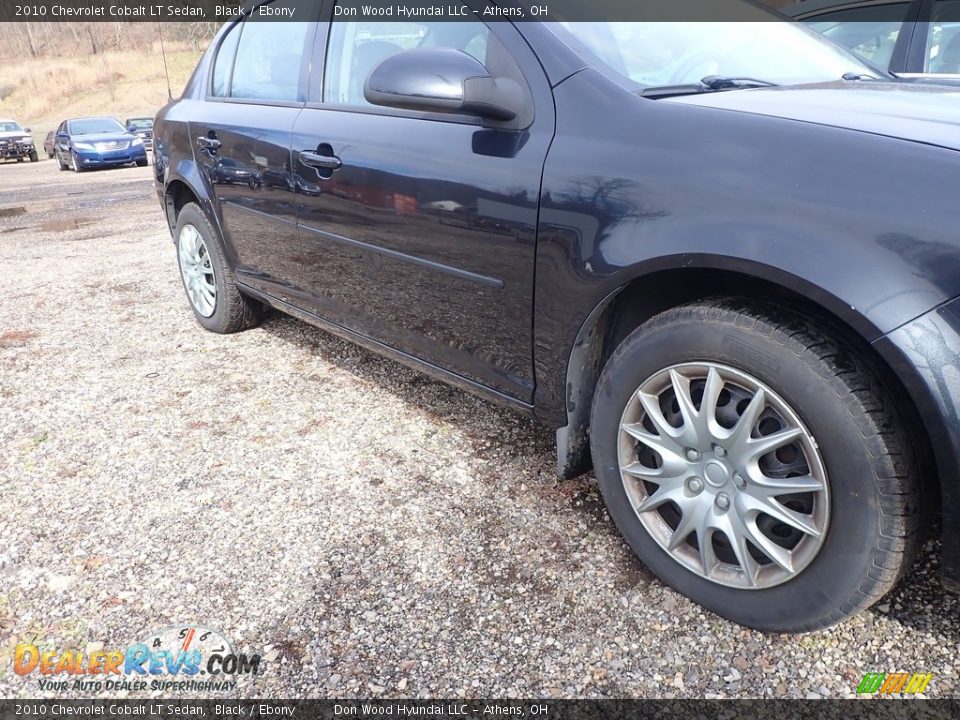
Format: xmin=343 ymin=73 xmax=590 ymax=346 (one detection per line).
xmin=71 ymin=151 xmax=83 ymax=173
xmin=590 ymin=299 xmax=920 ymax=632
xmin=174 ymin=202 xmax=259 ymax=334
xmin=136 ymin=157 xmax=148 ymax=167
xmin=56 ymin=152 xmax=68 ymax=171
xmin=29 ymin=150 xmax=38 ymax=162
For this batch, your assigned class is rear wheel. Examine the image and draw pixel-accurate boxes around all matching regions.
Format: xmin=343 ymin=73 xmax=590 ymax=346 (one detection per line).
xmin=590 ymin=299 xmax=920 ymax=631
xmin=174 ymin=202 xmax=259 ymax=334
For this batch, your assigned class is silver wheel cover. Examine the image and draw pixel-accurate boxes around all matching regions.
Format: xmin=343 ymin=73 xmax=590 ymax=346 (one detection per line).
xmin=618 ymin=362 xmax=829 ymax=589
xmin=178 ymin=224 xmax=216 ymax=318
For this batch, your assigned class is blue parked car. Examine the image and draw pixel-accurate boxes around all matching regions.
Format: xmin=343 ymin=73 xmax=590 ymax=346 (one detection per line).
xmin=54 ymin=116 xmax=148 ymax=172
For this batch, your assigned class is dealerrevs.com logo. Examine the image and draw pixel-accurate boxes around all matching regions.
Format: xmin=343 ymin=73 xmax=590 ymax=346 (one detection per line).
xmin=13 ymin=625 xmax=262 ymax=693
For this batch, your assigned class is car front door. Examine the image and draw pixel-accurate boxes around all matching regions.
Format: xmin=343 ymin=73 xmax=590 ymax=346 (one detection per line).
xmin=189 ymin=1 xmax=318 ymax=297
xmin=285 ymin=9 xmax=554 ymax=402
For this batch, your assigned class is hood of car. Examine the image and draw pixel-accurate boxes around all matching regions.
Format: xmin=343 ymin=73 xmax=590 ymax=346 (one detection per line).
xmin=0 ymin=130 xmax=31 ymax=141
xmin=663 ymin=81 xmax=960 ymax=152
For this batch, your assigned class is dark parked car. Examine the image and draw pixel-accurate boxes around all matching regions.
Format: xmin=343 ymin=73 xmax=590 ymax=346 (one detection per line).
xmin=784 ymin=0 xmax=960 ymax=81
xmin=154 ymin=1 xmax=960 ymax=632
xmin=125 ymin=116 xmax=154 ymax=151
xmin=54 ymin=116 xmax=148 ymax=172
xmin=43 ymin=130 xmax=55 ymax=159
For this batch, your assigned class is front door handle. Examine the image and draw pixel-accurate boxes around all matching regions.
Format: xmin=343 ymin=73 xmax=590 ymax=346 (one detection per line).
xmin=299 ymin=150 xmax=342 ymax=170
xmin=196 ymin=136 xmax=221 ymax=151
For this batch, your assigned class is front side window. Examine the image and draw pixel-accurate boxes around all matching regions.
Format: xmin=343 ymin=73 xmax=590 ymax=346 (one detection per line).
xmin=323 ymin=13 xmax=489 ymax=106
xmin=926 ymin=0 xmax=960 ymax=73
xmin=805 ymin=2 xmax=911 ymax=69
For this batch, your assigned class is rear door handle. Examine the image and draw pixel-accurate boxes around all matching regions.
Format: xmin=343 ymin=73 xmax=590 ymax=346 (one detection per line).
xmin=299 ymin=150 xmax=341 ymax=170
xmin=196 ymin=136 xmax=221 ymax=151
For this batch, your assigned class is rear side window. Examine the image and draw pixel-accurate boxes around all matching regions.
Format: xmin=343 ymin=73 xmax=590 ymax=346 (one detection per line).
xmin=210 ymin=0 xmax=313 ymax=102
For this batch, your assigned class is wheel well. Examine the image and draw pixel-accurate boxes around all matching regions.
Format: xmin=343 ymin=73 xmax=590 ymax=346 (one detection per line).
xmin=164 ymin=180 xmax=199 ymax=232
xmin=563 ymin=268 xmax=939 ymax=519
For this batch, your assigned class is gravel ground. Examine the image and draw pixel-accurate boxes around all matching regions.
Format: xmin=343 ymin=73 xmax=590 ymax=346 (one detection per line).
xmin=0 ymin=159 xmax=957 ymax=700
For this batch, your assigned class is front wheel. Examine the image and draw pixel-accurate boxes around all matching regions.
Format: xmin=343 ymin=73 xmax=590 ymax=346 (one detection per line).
xmin=589 ymin=299 xmax=920 ymax=632
xmin=71 ymin=152 xmax=83 ymax=172
xmin=29 ymin=150 xmax=38 ymax=162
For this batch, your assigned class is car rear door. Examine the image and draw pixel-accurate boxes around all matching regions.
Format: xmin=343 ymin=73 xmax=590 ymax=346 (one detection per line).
xmin=285 ymin=8 xmax=554 ymax=402
xmin=189 ymin=0 xmax=320 ymax=297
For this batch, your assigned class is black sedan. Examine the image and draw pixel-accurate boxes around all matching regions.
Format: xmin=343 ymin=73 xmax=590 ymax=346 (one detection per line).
xmin=154 ymin=1 xmax=960 ymax=632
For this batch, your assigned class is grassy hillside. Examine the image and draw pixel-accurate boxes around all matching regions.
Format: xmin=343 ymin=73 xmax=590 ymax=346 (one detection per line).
xmin=0 ymin=42 xmax=203 ymax=148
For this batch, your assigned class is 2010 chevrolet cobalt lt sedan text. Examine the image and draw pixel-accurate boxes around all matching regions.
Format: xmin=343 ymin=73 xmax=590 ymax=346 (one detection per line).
xmin=153 ymin=1 xmax=960 ymax=631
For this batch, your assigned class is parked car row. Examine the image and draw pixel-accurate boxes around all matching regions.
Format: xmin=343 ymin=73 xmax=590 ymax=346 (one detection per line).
xmin=4 ymin=115 xmax=155 ymax=172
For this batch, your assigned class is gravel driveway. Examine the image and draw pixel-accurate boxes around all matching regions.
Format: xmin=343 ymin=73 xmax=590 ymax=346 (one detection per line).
xmin=0 ymin=159 xmax=957 ymax=700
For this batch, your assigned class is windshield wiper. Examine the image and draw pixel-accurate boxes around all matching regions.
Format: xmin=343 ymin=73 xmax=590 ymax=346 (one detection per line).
xmin=842 ymin=71 xmax=881 ymax=81
xmin=700 ymin=75 xmax=778 ymax=90
xmin=641 ymin=75 xmax=778 ymax=99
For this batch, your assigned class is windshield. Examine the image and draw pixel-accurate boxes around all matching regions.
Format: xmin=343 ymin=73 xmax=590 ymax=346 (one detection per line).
xmin=549 ymin=21 xmax=881 ymax=88
xmin=0 ymin=121 xmax=24 ymax=133
xmin=127 ymin=118 xmax=153 ymax=129
xmin=70 ymin=118 xmax=126 ymax=135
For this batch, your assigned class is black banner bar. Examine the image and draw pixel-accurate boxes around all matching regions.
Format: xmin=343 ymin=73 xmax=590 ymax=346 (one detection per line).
xmin=3 ymin=0 xmax=939 ymax=23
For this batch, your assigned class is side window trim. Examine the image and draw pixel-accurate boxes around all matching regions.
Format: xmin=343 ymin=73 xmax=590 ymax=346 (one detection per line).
xmin=902 ymin=0 xmax=932 ymax=72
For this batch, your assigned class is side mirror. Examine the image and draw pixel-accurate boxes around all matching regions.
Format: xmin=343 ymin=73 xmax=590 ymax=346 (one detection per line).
xmin=127 ymin=126 xmax=136 ymax=133
xmin=23 ymin=127 xmax=31 ymax=133
xmin=364 ymin=48 xmax=523 ymax=122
